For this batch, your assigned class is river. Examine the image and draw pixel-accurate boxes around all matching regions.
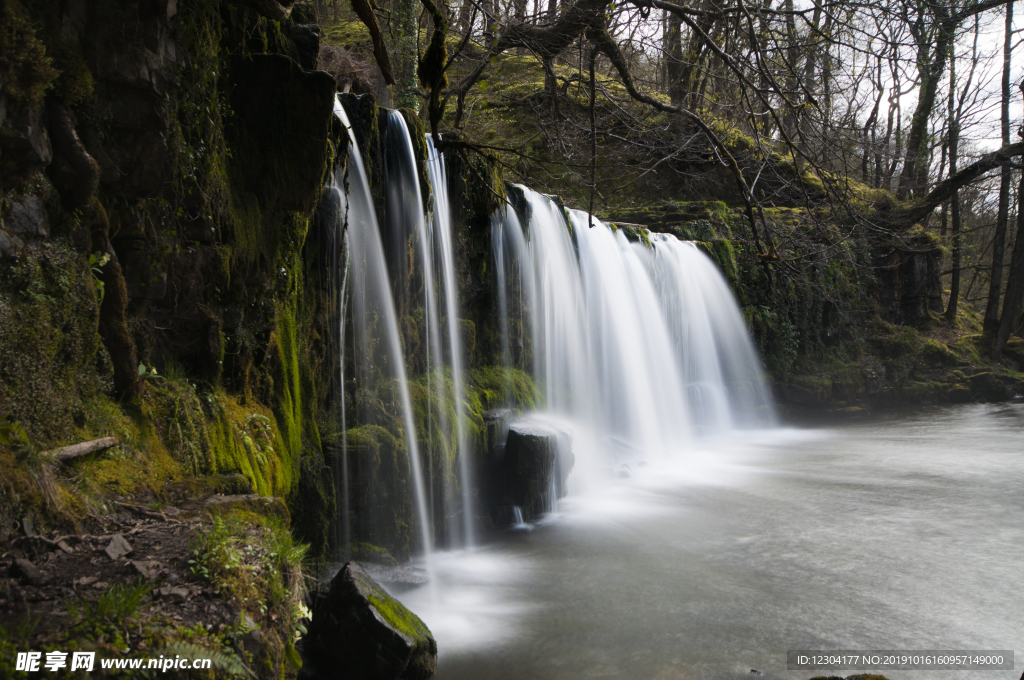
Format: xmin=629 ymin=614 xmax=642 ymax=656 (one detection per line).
xmin=396 ymin=403 xmax=1024 ymax=680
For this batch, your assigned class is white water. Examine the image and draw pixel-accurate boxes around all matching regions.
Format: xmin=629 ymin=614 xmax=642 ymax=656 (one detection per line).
xmin=330 ymin=113 xmax=774 ymax=561
xmin=397 ymin=404 xmax=1024 ymax=680
xmin=427 ymin=136 xmax=474 ymax=548
xmin=333 ymin=100 xmax=434 ymax=562
xmin=494 ymin=187 xmax=775 ymax=478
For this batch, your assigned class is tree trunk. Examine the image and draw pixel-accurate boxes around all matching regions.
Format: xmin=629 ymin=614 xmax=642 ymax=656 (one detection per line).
xmin=994 ymin=170 xmax=1024 ymax=354
xmin=899 ymin=5 xmax=953 ymax=198
xmin=945 ymin=51 xmax=961 ymax=321
xmin=985 ymin=0 xmax=1014 ymax=332
xmin=665 ymin=11 xmax=684 ymax=107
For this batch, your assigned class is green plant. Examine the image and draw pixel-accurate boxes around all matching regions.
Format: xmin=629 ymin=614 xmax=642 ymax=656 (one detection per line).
xmin=0 ymin=413 xmax=29 ymax=448
xmin=87 ymin=252 xmax=110 ymax=304
xmin=66 ymin=580 xmax=150 ymax=645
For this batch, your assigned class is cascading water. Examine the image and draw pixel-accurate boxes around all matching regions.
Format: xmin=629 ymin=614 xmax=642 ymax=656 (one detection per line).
xmin=494 ymin=186 xmax=775 ymax=467
xmin=426 ymin=137 xmax=474 ymax=547
xmin=329 ymin=100 xmax=477 ymax=561
xmin=332 ymin=99 xmax=434 ymax=562
xmin=327 ymin=96 xmax=773 ymax=568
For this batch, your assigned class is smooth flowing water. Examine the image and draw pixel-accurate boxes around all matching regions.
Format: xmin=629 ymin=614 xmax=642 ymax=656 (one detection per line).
xmin=426 ymin=136 xmax=474 ymax=547
xmin=493 ymin=188 xmax=775 ymax=470
xmin=333 ymin=101 xmax=434 ymax=560
xmin=397 ymin=403 xmax=1024 ymax=680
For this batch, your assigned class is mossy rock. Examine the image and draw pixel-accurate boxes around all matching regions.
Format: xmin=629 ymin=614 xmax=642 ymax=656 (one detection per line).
xmin=919 ymin=338 xmax=961 ymax=367
xmin=302 ymin=561 xmax=436 ymax=680
xmin=0 ymin=240 xmax=107 ymax=446
xmin=196 ymin=473 xmax=255 ymax=496
xmin=966 ymin=372 xmax=1017 ymax=402
xmin=204 ymin=494 xmax=291 ymax=525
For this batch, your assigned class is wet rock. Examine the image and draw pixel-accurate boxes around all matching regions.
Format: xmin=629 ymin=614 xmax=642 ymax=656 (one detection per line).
xmin=9 ymin=558 xmax=43 ymax=586
xmin=483 ymin=408 xmax=514 ymax=454
xmin=488 ymin=420 xmax=574 ymax=525
xmin=226 ymin=54 xmax=335 ymax=213
xmin=204 ymin=494 xmax=290 ymax=524
xmin=301 ymin=562 xmax=437 ymax=680
xmin=104 ymin=534 xmax=133 ymax=560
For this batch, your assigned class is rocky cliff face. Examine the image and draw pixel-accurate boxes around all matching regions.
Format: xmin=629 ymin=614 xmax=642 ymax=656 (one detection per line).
xmin=1 ymin=0 xmax=342 ymax=553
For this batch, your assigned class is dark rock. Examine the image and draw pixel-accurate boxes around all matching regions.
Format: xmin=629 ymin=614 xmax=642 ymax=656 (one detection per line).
xmin=968 ymin=372 xmax=1017 ymax=402
xmin=9 ymin=558 xmax=43 ymax=586
xmin=0 ymin=102 xmax=52 ymax=167
xmin=301 ymin=562 xmax=436 ymax=680
xmin=115 ymin=239 xmax=167 ymax=300
xmin=290 ymin=24 xmax=321 ymax=70
xmin=0 ymin=231 xmax=24 ymax=257
xmin=242 ymin=613 xmax=264 ymax=657
xmin=488 ymin=420 xmax=574 ymax=525
xmin=4 ymin=195 xmax=49 ymax=238
xmin=226 ymin=54 xmax=336 ymax=214
xmin=876 ymin=239 xmax=944 ymax=325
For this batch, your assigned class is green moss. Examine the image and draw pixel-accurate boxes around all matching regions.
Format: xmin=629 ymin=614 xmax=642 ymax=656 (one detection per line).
xmin=901 ymin=380 xmax=939 ymax=402
xmin=711 ymin=239 xmax=738 ymax=280
xmin=321 ymin=19 xmax=372 ymax=50
xmin=290 ymin=447 xmax=336 ymax=559
xmin=367 ymin=592 xmax=432 ymax=642
xmin=44 ymin=36 xmax=94 ymax=107
xmin=0 ymin=241 xmax=106 ymax=446
xmin=341 ymin=424 xmax=413 ymax=560
xmin=919 ymin=338 xmax=961 ymax=367
xmin=445 ymin=137 xmax=507 ymax=219
xmin=0 ymin=0 xmax=58 ymax=106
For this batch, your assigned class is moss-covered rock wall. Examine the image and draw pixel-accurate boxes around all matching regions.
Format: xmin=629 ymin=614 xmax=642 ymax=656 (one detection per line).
xmin=0 ymin=0 xmax=340 ymax=558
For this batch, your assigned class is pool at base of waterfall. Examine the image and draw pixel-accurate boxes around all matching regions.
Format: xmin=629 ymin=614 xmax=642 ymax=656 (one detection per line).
xmin=392 ymin=403 xmax=1024 ymax=680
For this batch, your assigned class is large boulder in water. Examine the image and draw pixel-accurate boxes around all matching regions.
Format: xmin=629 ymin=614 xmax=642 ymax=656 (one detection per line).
xmin=300 ymin=562 xmax=436 ymax=680
xmin=487 ymin=420 xmax=573 ymax=524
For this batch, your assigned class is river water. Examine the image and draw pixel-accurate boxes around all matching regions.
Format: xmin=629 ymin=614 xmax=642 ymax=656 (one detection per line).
xmin=395 ymin=403 xmax=1024 ymax=680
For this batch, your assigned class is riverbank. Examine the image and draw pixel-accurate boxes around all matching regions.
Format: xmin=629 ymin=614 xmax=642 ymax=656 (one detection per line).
xmin=1 ymin=491 xmax=305 ymax=677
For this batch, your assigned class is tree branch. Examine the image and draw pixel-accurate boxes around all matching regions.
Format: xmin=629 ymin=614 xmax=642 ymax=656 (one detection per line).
xmin=904 ymin=141 xmax=1024 ymax=225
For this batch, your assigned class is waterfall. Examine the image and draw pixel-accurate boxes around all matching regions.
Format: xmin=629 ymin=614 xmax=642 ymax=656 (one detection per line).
xmin=327 ymin=96 xmax=774 ymax=566
xmin=333 ymin=100 xmax=434 ymax=561
xmin=426 ymin=137 xmax=474 ymax=548
xmin=495 ymin=186 xmax=775 ymax=464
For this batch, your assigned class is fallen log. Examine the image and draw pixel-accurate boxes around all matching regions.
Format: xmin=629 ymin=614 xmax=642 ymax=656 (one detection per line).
xmin=39 ymin=437 xmax=118 ymax=462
